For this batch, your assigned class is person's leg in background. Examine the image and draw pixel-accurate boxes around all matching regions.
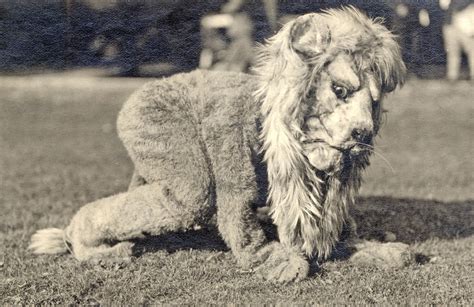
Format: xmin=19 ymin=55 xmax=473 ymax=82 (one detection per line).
xmin=458 ymin=30 xmax=474 ymax=80
xmin=443 ymin=24 xmax=462 ymax=80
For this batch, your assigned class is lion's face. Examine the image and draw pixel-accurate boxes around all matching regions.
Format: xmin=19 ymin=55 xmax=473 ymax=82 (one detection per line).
xmin=257 ymin=8 xmax=406 ymax=259
xmin=301 ymin=53 xmax=381 ymax=173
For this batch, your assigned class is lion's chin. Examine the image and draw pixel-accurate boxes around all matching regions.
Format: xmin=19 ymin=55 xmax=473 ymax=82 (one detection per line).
xmin=305 ymin=145 xmax=343 ymax=173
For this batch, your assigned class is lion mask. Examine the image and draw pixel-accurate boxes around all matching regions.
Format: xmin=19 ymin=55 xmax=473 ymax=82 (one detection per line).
xmin=254 ymin=7 xmax=406 ymax=258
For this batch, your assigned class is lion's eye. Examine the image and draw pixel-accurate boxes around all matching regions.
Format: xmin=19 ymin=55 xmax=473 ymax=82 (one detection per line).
xmin=333 ymin=85 xmax=349 ymax=100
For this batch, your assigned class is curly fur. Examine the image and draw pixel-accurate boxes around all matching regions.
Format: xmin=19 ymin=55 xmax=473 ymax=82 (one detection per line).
xmin=29 ymin=7 xmax=405 ymax=282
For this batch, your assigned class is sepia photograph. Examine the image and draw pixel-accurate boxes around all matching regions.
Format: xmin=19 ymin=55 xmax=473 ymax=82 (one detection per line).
xmin=1 ymin=0 xmax=473 ymax=304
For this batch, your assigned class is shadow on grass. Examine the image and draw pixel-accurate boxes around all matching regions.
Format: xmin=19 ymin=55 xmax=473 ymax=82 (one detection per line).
xmin=132 ymin=227 xmax=228 ymax=255
xmin=353 ymin=196 xmax=474 ymax=243
xmin=132 ymin=196 xmax=473 ymax=256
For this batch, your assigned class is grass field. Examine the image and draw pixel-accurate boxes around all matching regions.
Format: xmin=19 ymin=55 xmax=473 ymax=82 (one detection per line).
xmin=0 ymin=73 xmax=473 ymax=304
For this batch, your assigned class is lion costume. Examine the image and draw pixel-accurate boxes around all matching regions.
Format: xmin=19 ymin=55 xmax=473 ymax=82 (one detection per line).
xmin=30 ymin=7 xmax=407 ymax=282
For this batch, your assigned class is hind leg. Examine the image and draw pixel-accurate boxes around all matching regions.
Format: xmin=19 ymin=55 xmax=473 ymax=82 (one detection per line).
xmin=65 ymin=179 xmax=213 ymax=261
xmin=66 ymin=80 xmax=217 ymax=261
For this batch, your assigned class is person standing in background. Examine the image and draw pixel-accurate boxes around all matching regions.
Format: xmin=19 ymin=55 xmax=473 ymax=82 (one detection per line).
xmin=199 ymin=0 xmax=278 ymax=72
xmin=440 ymin=0 xmax=474 ymax=80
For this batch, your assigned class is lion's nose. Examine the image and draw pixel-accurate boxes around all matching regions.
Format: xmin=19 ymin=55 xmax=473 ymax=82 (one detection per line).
xmin=351 ymin=128 xmax=372 ymax=144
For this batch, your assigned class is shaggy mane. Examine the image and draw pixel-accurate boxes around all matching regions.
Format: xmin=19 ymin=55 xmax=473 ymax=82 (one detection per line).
xmin=253 ymin=6 xmax=405 ymax=258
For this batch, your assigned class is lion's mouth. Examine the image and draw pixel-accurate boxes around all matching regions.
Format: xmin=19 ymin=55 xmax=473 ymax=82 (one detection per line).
xmin=302 ymin=138 xmax=367 ymax=156
xmin=302 ymin=137 xmax=370 ymax=174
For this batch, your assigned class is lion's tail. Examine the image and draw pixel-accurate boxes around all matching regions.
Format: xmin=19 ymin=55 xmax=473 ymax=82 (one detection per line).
xmin=29 ymin=228 xmax=69 ymax=255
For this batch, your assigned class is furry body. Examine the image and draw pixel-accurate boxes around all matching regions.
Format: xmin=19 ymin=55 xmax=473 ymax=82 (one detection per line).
xmin=30 ymin=7 xmax=407 ymax=282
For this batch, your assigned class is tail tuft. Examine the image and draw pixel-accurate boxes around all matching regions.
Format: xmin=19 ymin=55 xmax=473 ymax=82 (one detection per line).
xmin=29 ymin=228 xmax=68 ymax=255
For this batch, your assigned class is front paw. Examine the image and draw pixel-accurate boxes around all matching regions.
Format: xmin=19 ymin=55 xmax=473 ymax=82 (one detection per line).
xmin=350 ymin=241 xmax=415 ymax=268
xmin=256 ymin=245 xmax=309 ymax=283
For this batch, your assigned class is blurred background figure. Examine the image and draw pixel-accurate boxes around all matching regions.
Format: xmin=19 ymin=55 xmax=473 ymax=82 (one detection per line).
xmin=199 ymin=0 xmax=277 ymax=72
xmin=440 ymin=0 xmax=474 ymax=80
xmin=221 ymin=0 xmax=278 ymax=32
xmin=199 ymin=10 xmax=254 ymax=72
xmin=391 ymin=1 xmax=424 ymax=75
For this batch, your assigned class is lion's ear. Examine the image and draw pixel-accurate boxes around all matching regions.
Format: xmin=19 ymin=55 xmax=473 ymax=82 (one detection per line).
xmin=290 ymin=14 xmax=331 ymax=60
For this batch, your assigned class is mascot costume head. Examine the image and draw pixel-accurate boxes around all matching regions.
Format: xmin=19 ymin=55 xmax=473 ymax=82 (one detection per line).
xmin=255 ymin=7 xmax=405 ymax=258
